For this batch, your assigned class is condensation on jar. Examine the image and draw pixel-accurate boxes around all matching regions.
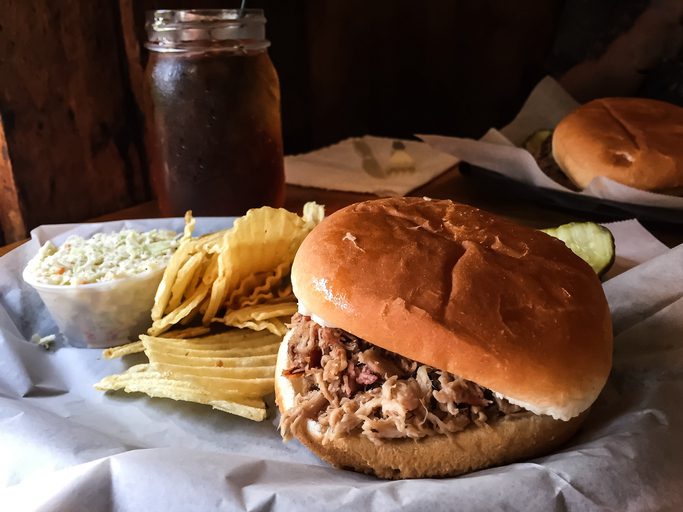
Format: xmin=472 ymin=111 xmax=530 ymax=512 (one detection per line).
xmin=144 ymin=9 xmax=285 ymax=217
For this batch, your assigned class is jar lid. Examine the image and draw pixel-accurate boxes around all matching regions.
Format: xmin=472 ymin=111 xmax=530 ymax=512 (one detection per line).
xmin=145 ymin=9 xmax=269 ymax=52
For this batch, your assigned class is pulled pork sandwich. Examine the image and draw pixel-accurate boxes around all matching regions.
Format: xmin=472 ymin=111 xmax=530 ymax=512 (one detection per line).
xmin=551 ymin=97 xmax=683 ymax=194
xmin=275 ymin=197 xmax=613 ymax=479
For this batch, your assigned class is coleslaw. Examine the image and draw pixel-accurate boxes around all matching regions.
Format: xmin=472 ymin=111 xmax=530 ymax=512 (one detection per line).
xmin=26 ymin=229 xmax=180 ymax=286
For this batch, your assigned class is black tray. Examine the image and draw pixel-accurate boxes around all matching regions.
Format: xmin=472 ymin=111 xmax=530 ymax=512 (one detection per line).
xmin=461 ymin=163 xmax=683 ymax=225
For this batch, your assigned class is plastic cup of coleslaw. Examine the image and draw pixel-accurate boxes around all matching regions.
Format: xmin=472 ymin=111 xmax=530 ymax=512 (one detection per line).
xmin=22 ymin=267 xmax=166 ymax=348
xmin=22 ymin=229 xmax=179 ymax=348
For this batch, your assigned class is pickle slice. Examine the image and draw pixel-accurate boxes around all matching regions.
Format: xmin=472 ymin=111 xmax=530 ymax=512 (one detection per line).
xmin=523 ymin=129 xmax=553 ymax=159
xmin=542 ymin=222 xmax=616 ymax=276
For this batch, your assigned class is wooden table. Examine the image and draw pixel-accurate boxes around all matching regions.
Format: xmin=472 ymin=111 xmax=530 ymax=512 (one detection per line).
xmin=1 ymin=165 xmax=681 ymax=257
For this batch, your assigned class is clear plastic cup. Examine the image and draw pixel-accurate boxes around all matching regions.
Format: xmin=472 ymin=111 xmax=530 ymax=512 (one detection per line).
xmin=22 ymin=266 xmax=164 ymax=348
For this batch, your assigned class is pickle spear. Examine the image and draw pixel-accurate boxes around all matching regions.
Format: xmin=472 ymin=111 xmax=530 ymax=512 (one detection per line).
xmin=542 ymin=222 xmax=616 ymax=276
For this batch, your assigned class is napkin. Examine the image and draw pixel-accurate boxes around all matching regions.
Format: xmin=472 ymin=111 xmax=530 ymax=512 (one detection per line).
xmin=284 ymin=135 xmax=459 ymax=196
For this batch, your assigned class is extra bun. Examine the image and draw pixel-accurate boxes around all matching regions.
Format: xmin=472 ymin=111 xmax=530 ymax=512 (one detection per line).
xmin=552 ymin=97 xmax=683 ymax=193
xmin=275 ymin=334 xmax=586 ymax=479
xmin=291 ymin=198 xmax=612 ymax=421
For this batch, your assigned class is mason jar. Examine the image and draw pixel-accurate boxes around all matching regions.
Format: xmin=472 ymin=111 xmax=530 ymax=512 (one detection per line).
xmin=144 ymin=9 xmax=285 ymax=217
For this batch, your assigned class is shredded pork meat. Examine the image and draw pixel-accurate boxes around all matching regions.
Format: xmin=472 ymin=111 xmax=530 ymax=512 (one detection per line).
xmin=280 ymin=314 xmax=524 ymax=445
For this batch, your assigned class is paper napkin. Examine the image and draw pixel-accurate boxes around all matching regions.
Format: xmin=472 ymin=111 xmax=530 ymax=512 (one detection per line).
xmin=285 ymin=135 xmax=459 ymax=196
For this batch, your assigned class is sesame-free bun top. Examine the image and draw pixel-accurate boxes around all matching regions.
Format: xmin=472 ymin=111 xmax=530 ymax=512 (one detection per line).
xmin=552 ymin=97 xmax=683 ymax=192
xmin=291 ymin=198 xmax=612 ymax=421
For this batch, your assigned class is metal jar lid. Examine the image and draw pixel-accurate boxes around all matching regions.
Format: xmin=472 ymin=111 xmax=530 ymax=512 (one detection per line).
xmin=145 ymin=9 xmax=270 ymax=53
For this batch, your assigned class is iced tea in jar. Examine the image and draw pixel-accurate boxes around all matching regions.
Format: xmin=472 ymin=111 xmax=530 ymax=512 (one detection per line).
xmin=144 ymin=9 xmax=285 ymax=216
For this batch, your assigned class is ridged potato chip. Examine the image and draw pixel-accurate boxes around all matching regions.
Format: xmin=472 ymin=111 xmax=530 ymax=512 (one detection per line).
xmin=148 ymin=364 xmax=275 ymax=396
xmin=96 ymin=330 xmax=208 ymax=360
xmin=158 ymin=326 xmax=211 ymax=339
xmin=95 ymin=364 xmax=267 ymax=421
xmin=148 ymin=282 xmax=211 ymax=337
xmin=228 ymin=264 xmax=285 ymax=306
xmin=103 ymin=340 xmax=144 ymax=359
xmin=144 ymin=341 xmax=281 ymax=361
xmin=153 ymin=361 xmax=275 ymax=382
xmin=149 ymin=352 xmax=276 ymax=367
xmin=167 ymin=252 xmax=205 ymax=313
xmin=146 ymin=351 xmax=280 ymax=370
xmin=141 ymin=330 xmax=280 ymax=350
xmin=182 ymin=210 xmax=196 ymax=241
xmin=98 ymin=327 xmax=280 ymax=421
xmin=202 ymin=232 xmax=230 ymax=324
xmin=227 ymin=317 xmax=290 ymax=337
xmin=151 ymin=241 xmax=194 ymax=321
xmin=147 ymin=203 xmax=322 ymax=334
xmin=223 ymin=302 xmax=297 ymax=323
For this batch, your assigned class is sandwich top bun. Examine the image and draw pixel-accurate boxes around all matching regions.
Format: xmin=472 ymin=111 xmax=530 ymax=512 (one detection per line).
xmin=552 ymin=97 xmax=683 ymax=192
xmin=290 ymin=198 xmax=613 ymax=421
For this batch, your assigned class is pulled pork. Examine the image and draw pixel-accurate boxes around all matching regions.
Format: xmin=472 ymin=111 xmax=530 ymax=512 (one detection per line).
xmin=280 ymin=313 xmax=524 ymax=445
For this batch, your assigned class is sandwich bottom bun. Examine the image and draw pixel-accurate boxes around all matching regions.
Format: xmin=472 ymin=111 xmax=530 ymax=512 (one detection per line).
xmin=275 ymin=334 xmax=586 ymax=479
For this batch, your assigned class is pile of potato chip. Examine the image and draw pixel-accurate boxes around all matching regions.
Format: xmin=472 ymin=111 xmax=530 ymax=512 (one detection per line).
xmin=95 ymin=203 xmax=324 ymax=421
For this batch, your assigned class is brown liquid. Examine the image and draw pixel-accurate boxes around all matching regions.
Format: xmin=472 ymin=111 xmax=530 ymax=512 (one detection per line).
xmin=145 ymin=49 xmax=284 ymax=217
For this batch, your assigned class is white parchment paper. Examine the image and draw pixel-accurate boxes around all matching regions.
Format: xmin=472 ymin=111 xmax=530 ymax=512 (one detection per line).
xmin=1 ymin=218 xmax=682 ymax=511
xmin=419 ymin=76 xmax=683 ymax=217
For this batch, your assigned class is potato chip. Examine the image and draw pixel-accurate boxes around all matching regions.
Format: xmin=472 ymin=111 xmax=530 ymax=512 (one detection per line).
xmin=226 ymin=317 xmax=290 ymax=337
xmin=184 ymin=254 xmax=211 ymax=298
xmin=150 ymin=357 xmax=274 ymax=378
xmin=237 ymin=291 xmax=291 ymax=309
xmin=167 ymin=252 xmax=205 ymax=313
xmin=202 ymin=231 xmax=230 ymax=324
xmin=220 ymin=302 xmax=296 ymax=336
xmin=201 ymin=253 xmax=220 ymax=284
xmin=145 ymin=350 xmax=276 ymax=372
xmin=103 ymin=340 xmax=144 ymax=359
xmin=143 ymin=339 xmax=280 ymax=360
xmin=147 ymin=339 xmax=281 ymax=359
xmin=278 ymin=283 xmax=293 ymax=298
xmin=150 ymin=352 xmax=276 ymax=368
xmin=101 ymin=336 xmax=280 ymax=419
xmin=221 ymin=207 xmax=310 ymax=298
xmin=148 ymin=281 xmax=211 ymax=337
xmin=148 ymin=363 xmax=275 ymax=395
xmin=228 ymin=262 xmax=291 ymax=309
xmin=102 ymin=326 xmax=210 ymax=359
xmin=151 ymin=238 xmax=197 ymax=321
xmin=95 ymin=364 xmax=267 ymax=421
xmin=142 ymin=329 xmax=280 ymax=350
xmin=179 ymin=308 xmax=201 ymax=326
xmin=151 ymin=203 xmax=322 ymax=335
xmin=223 ymin=302 xmax=297 ymax=323
xmin=182 ymin=210 xmax=196 ymax=241
xmin=158 ymin=326 xmax=211 ymax=339
xmin=207 ymin=400 xmax=267 ymax=421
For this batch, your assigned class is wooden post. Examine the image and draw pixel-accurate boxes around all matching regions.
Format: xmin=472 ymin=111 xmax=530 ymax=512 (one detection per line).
xmin=118 ymin=0 xmax=146 ymax=112
xmin=0 ymin=0 xmax=148 ymax=243
xmin=0 ymin=114 xmax=26 ymax=243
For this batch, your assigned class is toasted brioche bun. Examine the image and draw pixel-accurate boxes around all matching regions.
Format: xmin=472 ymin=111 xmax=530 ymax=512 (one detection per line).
xmin=290 ymin=198 xmax=612 ymax=421
xmin=552 ymin=97 xmax=683 ymax=193
xmin=275 ymin=333 xmax=586 ymax=479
